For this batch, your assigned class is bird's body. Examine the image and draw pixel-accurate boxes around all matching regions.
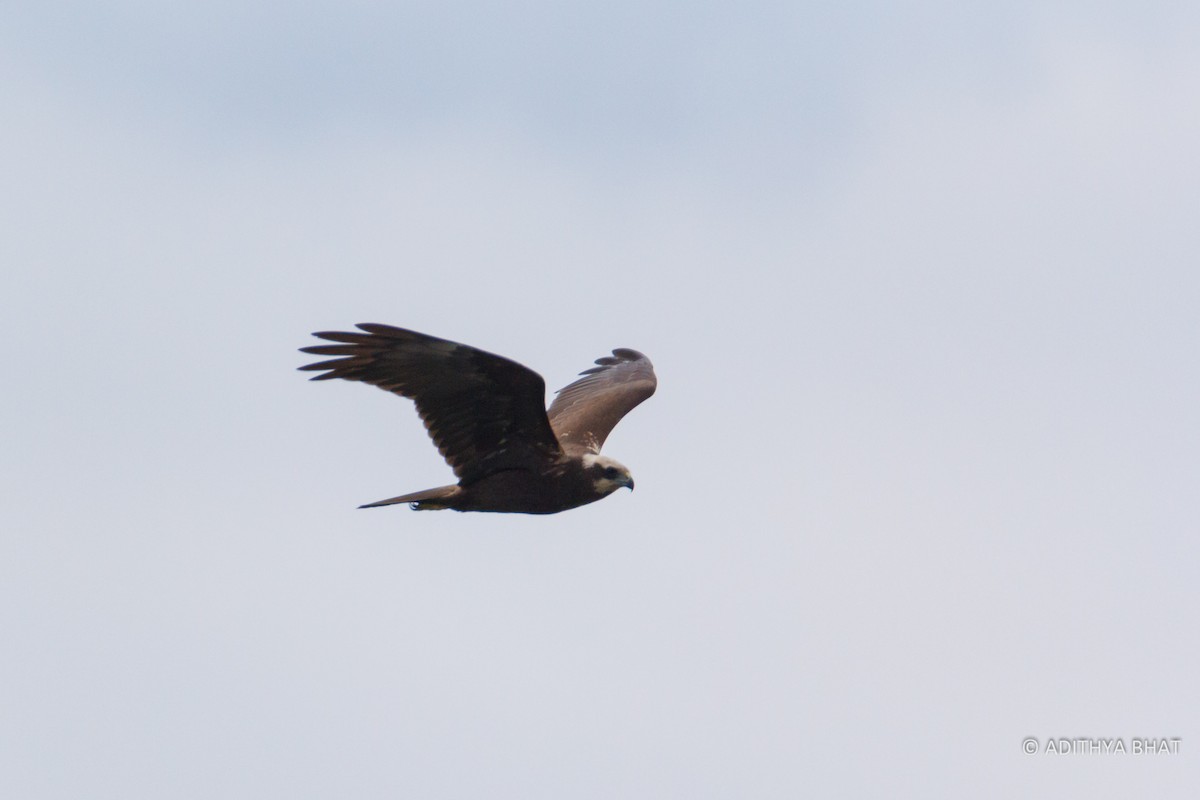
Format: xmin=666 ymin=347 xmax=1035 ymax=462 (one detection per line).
xmin=299 ymin=324 xmax=656 ymax=514
xmin=362 ymin=454 xmax=628 ymax=515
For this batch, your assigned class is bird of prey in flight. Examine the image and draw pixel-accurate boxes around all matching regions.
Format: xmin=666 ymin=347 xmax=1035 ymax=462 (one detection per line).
xmin=299 ymin=323 xmax=656 ymax=514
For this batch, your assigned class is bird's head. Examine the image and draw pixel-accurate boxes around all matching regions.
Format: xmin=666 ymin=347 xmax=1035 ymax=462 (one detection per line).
xmin=582 ymin=453 xmax=635 ymax=495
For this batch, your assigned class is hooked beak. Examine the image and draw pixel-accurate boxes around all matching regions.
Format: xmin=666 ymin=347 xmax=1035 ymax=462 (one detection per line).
xmin=624 ymin=477 xmax=635 ymax=491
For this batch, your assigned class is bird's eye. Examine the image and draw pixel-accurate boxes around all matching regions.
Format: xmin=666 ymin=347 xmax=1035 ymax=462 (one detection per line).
xmin=603 ymin=466 xmax=619 ymax=479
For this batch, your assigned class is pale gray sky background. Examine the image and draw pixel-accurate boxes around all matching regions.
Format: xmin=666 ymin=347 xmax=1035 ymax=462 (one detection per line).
xmin=3 ymin=2 xmax=1198 ymax=797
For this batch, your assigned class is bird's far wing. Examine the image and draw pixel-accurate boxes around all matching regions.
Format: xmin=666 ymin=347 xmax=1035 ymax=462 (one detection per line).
xmin=299 ymin=324 xmax=561 ymax=483
xmin=547 ymin=349 xmax=656 ymax=454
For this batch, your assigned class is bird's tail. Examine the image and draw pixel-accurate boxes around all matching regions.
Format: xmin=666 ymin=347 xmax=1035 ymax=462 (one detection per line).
xmin=359 ymin=484 xmax=462 ymax=511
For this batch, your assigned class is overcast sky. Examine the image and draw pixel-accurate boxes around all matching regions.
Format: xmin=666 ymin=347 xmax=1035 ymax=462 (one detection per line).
xmin=3 ymin=2 xmax=1198 ymax=797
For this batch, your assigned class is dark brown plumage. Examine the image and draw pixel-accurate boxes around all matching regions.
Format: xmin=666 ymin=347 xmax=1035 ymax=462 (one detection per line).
xmin=299 ymin=324 xmax=656 ymax=514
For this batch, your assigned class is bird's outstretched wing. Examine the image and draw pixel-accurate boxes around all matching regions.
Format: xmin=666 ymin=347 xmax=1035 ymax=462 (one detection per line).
xmin=299 ymin=324 xmax=561 ymax=483
xmin=547 ymin=349 xmax=657 ymax=454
